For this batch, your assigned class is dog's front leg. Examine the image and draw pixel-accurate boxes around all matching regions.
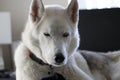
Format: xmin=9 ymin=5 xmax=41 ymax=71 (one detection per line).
xmin=71 ymin=65 xmax=94 ymax=80
xmin=68 ymin=55 xmax=94 ymax=80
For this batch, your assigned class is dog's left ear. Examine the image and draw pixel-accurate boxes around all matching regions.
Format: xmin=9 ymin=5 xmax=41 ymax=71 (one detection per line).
xmin=67 ymin=0 xmax=79 ymax=23
xmin=29 ymin=0 xmax=45 ymax=22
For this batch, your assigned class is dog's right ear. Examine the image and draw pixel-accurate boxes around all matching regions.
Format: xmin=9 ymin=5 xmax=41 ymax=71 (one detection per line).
xmin=67 ymin=0 xmax=79 ymax=23
xmin=29 ymin=0 xmax=44 ymax=22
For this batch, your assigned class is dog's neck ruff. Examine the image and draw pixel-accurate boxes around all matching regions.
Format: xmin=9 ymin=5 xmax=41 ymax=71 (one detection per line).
xmin=29 ymin=51 xmax=54 ymax=73
xmin=29 ymin=51 xmax=49 ymax=65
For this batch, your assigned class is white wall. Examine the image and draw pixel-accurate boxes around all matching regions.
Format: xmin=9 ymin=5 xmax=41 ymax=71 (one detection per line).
xmin=0 ymin=0 xmax=68 ymax=40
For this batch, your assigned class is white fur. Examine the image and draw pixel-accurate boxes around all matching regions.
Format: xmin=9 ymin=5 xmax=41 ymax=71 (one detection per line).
xmin=14 ymin=0 xmax=120 ymax=80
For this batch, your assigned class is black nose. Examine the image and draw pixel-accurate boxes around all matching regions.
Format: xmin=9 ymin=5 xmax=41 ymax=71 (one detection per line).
xmin=55 ymin=53 xmax=65 ymax=64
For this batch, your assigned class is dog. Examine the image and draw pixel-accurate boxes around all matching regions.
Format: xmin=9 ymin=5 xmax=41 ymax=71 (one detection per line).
xmin=14 ymin=0 xmax=120 ymax=80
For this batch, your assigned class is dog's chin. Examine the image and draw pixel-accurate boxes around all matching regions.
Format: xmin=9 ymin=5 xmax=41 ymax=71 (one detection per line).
xmin=50 ymin=61 xmax=67 ymax=67
xmin=52 ymin=63 xmax=65 ymax=67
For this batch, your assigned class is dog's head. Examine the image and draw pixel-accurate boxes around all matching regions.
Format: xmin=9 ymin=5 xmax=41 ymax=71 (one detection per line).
xmin=22 ymin=0 xmax=79 ymax=67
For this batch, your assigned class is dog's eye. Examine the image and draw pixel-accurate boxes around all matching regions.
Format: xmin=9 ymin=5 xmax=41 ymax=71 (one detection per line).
xmin=63 ymin=32 xmax=69 ymax=37
xmin=44 ymin=33 xmax=50 ymax=37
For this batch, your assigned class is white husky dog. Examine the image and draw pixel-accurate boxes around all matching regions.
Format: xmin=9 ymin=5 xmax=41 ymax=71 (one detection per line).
xmin=15 ymin=0 xmax=120 ymax=80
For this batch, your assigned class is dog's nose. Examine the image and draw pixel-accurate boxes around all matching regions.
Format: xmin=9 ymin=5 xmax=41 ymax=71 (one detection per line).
xmin=55 ymin=53 xmax=65 ymax=64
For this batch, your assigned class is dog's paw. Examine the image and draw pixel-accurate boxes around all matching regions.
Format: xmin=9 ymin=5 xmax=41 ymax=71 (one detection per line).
xmin=41 ymin=72 xmax=66 ymax=80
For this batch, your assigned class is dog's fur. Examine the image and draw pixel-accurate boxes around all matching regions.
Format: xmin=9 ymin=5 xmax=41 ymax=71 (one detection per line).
xmin=14 ymin=0 xmax=120 ymax=80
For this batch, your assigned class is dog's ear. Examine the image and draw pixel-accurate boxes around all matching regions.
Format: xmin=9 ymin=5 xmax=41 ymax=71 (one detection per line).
xmin=67 ymin=0 xmax=79 ymax=23
xmin=30 ymin=0 xmax=44 ymax=22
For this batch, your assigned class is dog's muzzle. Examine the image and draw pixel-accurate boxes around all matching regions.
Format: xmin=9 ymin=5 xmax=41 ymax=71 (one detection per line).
xmin=55 ymin=53 xmax=65 ymax=64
